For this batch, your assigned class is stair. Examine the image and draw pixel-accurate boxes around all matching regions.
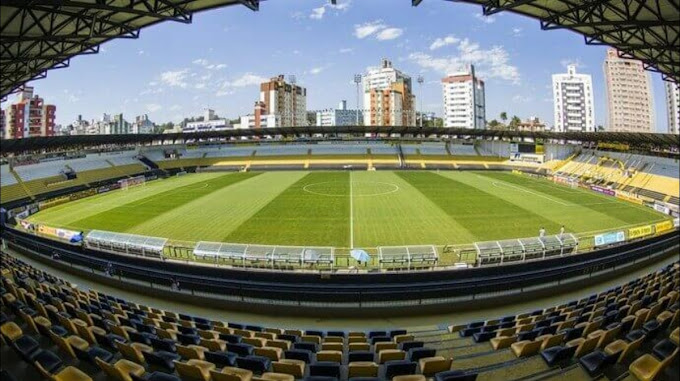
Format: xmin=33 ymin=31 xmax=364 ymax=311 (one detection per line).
xmin=10 ymin=170 xmax=33 ymax=200
xmin=396 ymin=144 xmax=405 ymax=168
xmin=473 ymin=144 xmax=483 ymax=156
xmin=137 ymin=155 xmax=159 ymax=170
xmin=106 ymin=159 xmax=134 ymax=179
xmin=551 ymin=152 xmax=579 ymax=173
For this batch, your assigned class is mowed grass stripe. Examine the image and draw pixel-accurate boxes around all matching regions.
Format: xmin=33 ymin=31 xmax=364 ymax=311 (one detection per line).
xmin=351 ymin=171 xmax=477 ymax=247
xmin=224 ymin=172 xmax=350 ymax=247
xmin=442 ymin=171 xmax=625 ymax=234
xmin=26 ymin=173 xmax=225 ymax=227
xmin=397 ymin=171 xmax=561 ymax=241
xmin=72 ymin=172 xmax=260 ymax=233
xmin=125 ymin=172 xmax=307 ymax=242
xmin=477 ymin=172 xmax=664 ymax=225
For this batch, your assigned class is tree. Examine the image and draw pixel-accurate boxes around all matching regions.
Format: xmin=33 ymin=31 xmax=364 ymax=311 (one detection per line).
xmin=597 ymin=125 xmax=605 ymax=132
xmin=500 ymin=112 xmax=508 ymax=124
xmin=488 ymin=119 xmax=501 ymax=129
xmin=509 ymin=116 xmax=521 ymax=130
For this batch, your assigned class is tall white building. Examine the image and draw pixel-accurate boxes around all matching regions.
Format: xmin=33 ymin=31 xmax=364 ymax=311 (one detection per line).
xmin=603 ymin=48 xmax=654 ymax=132
xmin=316 ymin=101 xmax=363 ymax=126
xmin=441 ymin=65 xmax=485 ymax=129
xmin=363 ymin=59 xmax=415 ymax=126
xmin=666 ymin=82 xmax=680 ymax=134
xmin=552 ymin=65 xmax=595 ymax=132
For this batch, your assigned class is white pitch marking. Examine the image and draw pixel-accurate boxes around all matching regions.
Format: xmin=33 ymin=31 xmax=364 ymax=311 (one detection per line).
xmin=490 ymin=181 xmax=571 ymax=206
xmin=302 ymin=181 xmax=400 ymax=197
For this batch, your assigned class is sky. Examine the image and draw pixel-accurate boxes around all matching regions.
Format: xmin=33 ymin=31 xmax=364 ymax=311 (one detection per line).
xmin=2 ymin=0 xmax=673 ymax=132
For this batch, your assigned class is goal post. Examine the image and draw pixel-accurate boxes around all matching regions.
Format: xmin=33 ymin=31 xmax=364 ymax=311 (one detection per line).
xmin=118 ymin=175 xmax=146 ymax=190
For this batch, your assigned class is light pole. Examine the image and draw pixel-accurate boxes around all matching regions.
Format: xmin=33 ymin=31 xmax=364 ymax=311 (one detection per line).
xmin=417 ymin=75 xmax=424 ymax=127
xmin=354 ymin=74 xmax=362 ymax=125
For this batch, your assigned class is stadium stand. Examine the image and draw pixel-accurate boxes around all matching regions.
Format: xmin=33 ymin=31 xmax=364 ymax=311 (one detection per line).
xmin=1 ymin=142 xmax=678 ymax=205
xmin=0 ymin=165 xmax=17 ymax=187
xmin=312 ymin=145 xmax=369 ymax=155
xmin=255 ymin=145 xmax=311 ymax=156
xmin=1 ymin=251 xmax=678 ymax=381
xmin=555 ymin=151 xmax=680 ymax=201
xmin=0 ymin=158 xmax=147 ymax=204
xmin=448 ymin=144 xmax=478 ymax=157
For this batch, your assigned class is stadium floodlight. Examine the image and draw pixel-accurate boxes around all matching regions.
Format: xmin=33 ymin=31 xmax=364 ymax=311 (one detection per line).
xmin=354 ymin=74 xmax=362 ymax=125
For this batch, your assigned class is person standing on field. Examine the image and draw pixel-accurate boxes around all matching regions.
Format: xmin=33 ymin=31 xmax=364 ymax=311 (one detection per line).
xmin=539 ymin=227 xmax=545 ymax=238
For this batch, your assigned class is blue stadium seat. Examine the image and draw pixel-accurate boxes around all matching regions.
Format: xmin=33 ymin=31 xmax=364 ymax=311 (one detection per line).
xmin=383 ymin=360 xmax=416 ymax=379
xmin=309 ymin=361 xmax=341 ymax=378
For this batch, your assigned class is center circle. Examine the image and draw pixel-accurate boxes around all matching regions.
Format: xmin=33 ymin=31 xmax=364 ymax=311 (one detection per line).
xmin=303 ymin=181 xmax=400 ymax=197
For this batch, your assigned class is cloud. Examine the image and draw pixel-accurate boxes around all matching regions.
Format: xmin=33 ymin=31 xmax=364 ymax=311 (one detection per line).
xmin=310 ymin=7 xmax=326 ymax=20
xmin=512 ymin=95 xmax=532 ymax=103
xmin=408 ymin=38 xmax=520 ymax=84
xmin=430 ymin=35 xmax=460 ymax=50
xmin=354 ymin=20 xmax=386 ymax=39
xmin=192 ymin=59 xmax=227 ymax=70
xmin=310 ymin=67 xmax=325 ymax=75
xmin=376 ymin=28 xmax=403 ymax=41
xmin=160 ymin=69 xmax=190 ymax=88
xmin=194 ymin=83 xmax=206 ymax=89
xmin=354 ymin=20 xmax=403 ymax=41
xmin=221 ymin=73 xmax=268 ymax=89
xmin=216 ymin=89 xmax=234 ymax=97
xmin=290 ymin=11 xmax=305 ymax=20
xmin=138 ymin=50 xmax=145 ymax=55
xmin=560 ymin=58 xmax=586 ymax=69
xmin=169 ymin=104 xmax=182 ymax=111
xmin=310 ymin=0 xmax=351 ymax=20
xmin=146 ymin=103 xmax=162 ymax=112
xmin=512 ymin=28 xmax=523 ymax=37
xmin=473 ymin=13 xmax=495 ymax=24
xmin=339 ymin=48 xmax=353 ymax=54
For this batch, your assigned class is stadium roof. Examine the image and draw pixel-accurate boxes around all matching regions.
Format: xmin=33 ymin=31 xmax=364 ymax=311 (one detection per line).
xmin=449 ymin=0 xmax=679 ymax=82
xmin=1 ymin=0 xmax=678 ymax=99
xmin=0 ymin=0 xmax=257 ymax=99
xmin=1 ymin=126 xmax=678 ymax=154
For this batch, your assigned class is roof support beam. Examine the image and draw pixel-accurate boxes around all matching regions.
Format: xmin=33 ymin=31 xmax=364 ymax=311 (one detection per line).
xmin=482 ymin=0 xmax=539 ymax=16
xmin=238 ymin=0 xmax=260 ymax=11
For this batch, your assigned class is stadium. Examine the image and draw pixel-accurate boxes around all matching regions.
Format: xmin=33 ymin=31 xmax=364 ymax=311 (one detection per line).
xmin=1 ymin=1 xmax=679 ymax=381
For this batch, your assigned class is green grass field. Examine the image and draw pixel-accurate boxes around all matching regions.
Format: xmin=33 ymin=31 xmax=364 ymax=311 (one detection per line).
xmin=27 ymin=171 xmax=667 ymax=248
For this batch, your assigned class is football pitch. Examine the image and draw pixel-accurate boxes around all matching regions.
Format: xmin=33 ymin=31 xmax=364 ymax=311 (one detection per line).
xmin=28 ymin=171 xmax=667 ymax=248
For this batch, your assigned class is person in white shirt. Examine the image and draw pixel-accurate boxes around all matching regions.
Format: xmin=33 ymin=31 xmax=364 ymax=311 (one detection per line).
xmin=539 ymin=227 xmax=545 ymax=238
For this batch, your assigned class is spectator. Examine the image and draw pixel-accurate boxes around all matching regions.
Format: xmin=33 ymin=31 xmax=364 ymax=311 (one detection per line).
xmin=559 ymin=225 xmax=565 ymax=238
xmin=539 ymin=227 xmax=546 ymax=238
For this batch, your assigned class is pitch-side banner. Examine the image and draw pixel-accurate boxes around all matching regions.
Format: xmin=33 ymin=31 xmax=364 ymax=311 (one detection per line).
xmin=628 ymin=225 xmax=653 ymax=240
xmin=655 ymin=220 xmax=674 ymax=234
xmin=37 ymin=224 xmax=83 ymax=243
xmin=590 ymin=185 xmax=616 ymax=196
xmin=594 ymin=231 xmax=625 ymax=247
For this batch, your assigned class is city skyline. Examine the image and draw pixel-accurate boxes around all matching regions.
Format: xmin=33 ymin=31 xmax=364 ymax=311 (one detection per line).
xmin=0 ymin=0 xmax=675 ymax=133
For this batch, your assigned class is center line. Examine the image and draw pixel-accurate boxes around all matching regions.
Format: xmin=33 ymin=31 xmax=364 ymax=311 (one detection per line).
xmin=349 ymin=171 xmax=354 ymax=249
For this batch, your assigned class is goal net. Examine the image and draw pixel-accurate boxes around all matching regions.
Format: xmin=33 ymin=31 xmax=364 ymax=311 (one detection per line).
xmin=118 ymin=175 xmax=146 ymax=190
